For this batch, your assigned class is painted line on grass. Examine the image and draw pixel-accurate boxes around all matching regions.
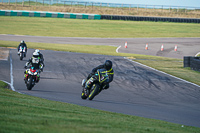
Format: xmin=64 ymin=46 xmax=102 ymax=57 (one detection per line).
xmin=124 ymin=57 xmax=200 ymax=88
xmin=116 ymin=45 xmax=121 ymax=53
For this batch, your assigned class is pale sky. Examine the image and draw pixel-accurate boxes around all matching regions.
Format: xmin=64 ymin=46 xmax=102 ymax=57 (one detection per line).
xmin=87 ymin=0 xmax=200 ymax=7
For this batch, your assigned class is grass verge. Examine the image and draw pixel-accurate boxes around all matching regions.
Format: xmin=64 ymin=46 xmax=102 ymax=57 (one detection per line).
xmin=0 ymin=16 xmax=200 ymax=38
xmin=1 ymin=40 xmax=200 ymax=86
xmin=1 ymin=81 xmax=200 ymax=133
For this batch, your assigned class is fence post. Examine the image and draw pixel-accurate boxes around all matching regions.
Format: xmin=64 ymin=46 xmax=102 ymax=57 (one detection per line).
xmin=15 ymin=0 xmax=17 ymax=6
xmin=22 ymin=0 xmax=24 ymax=6
xmin=8 ymin=0 xmax=10 ymax=5
xmin=64 ymin=1 xmax=65 ymax=7
xmin=99 ymin=3 xmax=101 ymax=10
xmin=85 ymin=2 xmax=87 ymax=8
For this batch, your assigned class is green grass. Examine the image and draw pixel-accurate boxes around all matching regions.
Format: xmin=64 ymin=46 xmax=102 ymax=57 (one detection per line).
xmin=0 ymin=16 xmax=200 ymax=38
xmin=1 ymin=81 xmax=200 ymax=133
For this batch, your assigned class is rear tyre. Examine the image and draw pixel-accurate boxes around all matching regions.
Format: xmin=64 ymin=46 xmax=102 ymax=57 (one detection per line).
xmin=88 ymin=84 xmax=100 ymax=100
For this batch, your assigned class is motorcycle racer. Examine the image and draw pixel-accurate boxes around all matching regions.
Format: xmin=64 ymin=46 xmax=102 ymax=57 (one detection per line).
xmin=35 ymin=49 xmax=45 ymax=71
xmin=18 ymin=40 xmax=27 ymax=57
xmin=24 ymin=52 xmax=44 ymax=83
xmin=35 ymin=49 xmax=44 ymax=63
xmin=83 ymin=60 xmax=114 ymax=91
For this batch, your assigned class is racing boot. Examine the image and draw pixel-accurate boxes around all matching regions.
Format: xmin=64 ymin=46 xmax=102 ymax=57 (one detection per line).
xmin=36 ymin=75 xmax=40 ymax=83
xmin=24 ymin=74 xmax=28 ymax=84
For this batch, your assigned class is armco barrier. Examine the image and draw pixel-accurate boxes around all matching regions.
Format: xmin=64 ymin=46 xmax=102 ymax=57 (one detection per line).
xmin=0 ymin=10 xmax=101 ymax=20
xmin=184 ymin=56 xmax=200 ymax=72
xmin=101 ymin=15 xmax=200 ymax=23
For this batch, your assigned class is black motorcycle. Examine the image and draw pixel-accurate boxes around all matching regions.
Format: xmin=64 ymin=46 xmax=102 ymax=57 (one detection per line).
xmin=18 ymin=46 xmax=26 ymax=60
xmin=81 ymin=68 xmax=109 ymax=100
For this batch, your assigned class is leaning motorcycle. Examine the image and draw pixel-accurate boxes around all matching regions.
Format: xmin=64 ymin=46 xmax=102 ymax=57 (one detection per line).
xmin=81 ymin=68 xmax=109 ymax=100
xmin=24 ymin=67 xmax=40 ymax=90
xmin=18 ymin=46 xmax=26 ymax=60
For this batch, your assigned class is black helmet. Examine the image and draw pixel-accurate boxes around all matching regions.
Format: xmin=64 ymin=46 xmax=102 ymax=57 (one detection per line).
xmin=104 ymin=60 xmax=112 ymax=70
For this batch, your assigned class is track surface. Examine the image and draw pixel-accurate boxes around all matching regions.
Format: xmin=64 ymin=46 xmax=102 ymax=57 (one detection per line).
xmin=0 ymin=35 xmax=200 ymax=127
xmin=1 ymin=34 xmax=200 ymax=59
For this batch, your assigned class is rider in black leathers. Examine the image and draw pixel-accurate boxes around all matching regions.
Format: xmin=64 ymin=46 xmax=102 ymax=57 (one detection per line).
xmin=35 ymin=49 xmax=45 ymax=71
xmin=18 ymin=40 xmax=27 ymax=57
xmin=84 ymin=60 xmax=114 ymax=90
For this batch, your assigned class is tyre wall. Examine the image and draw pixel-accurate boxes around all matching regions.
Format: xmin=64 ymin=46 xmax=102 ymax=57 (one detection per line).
xmin=0 ymin=10 xmax=101 ymax=20
xmin=101 ymin=15 xmax=200 ymax=23
xmin=184 ymin=56 xmax=200 ymax=72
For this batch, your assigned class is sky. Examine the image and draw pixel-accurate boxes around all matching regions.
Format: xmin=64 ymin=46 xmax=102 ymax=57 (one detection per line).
xmin=87 ymin=0 xmax=200 ymax=8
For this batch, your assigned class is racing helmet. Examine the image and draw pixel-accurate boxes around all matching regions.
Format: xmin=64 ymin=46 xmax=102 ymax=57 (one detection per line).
xmin=21 ymin=40 xmax=25 ymax=43
xmin=104 ymin=60 xmax=112 ymax=70
xmin=35 ymin=49 xmax=40 ymax=53
xmin=33 ymin=51 xmax=39 ymax=58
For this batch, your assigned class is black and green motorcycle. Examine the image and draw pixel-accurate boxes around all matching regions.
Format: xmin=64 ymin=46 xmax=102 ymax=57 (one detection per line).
xmin=81 ymin=68 xmax=109 ymax=100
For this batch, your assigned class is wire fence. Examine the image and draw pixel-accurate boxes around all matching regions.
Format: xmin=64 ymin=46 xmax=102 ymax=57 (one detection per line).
xmin=2 ymin=0 xmax=200 ymax=10
xmin=1 ymin=0 xmax=200 ymax=18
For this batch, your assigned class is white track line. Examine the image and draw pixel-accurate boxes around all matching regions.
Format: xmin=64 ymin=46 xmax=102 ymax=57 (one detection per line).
xmin=9 ymin=50 xmax=15 ymax=91
xmin=0 ymin=51 xmax=15 ymax=91
xmin=195 ymin=52 xmax=200 ymax=57
xmin=124 ymin=57 xmax=200 ymax=88
xmin=116 ymin=45 xmax=121 ymax=53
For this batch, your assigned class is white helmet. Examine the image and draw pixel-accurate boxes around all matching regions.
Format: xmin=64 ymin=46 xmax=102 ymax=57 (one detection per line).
xmin=35 ymin=49 xmax=40 ymax=53
xmin=33 ymin=52 xmax=39 ymax=58
xmin=21 ymin=40 xmax=25 ymax=43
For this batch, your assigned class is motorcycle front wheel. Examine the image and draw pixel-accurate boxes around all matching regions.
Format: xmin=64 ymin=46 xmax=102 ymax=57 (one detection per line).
xmin=81 ymin=88 xmax=87 ymax=100
xmin=20 ymin=53 xmax=23 ymax=60
xmin=27 ymin=76 xmax=33 ymax=90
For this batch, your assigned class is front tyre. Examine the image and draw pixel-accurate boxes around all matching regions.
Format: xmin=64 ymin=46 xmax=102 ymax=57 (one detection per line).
xmin=88 ymin=84 xmax=100 ymax=100
xmin=20 ymin=53 xmax=23 ymax=60
xmin=27 ymin=76 xmax=33 ymax=90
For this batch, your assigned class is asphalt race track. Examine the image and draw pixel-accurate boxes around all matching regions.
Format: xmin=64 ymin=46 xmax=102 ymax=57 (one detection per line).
xmin=0 ymin=35 xmax=200 ymax=128
xmin=1 ymin=34 xmax=200 ymax=59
